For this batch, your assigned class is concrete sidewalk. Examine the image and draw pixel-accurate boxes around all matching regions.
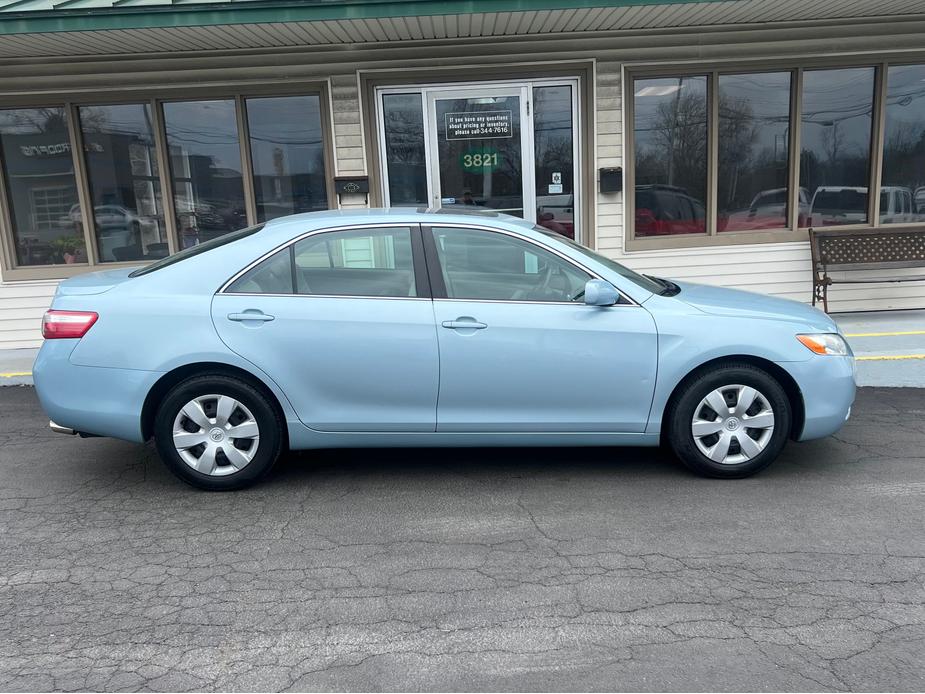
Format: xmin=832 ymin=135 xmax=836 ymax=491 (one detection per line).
xmin=837 ymin=309 xmax=925 ymax=387
xmin=0 ymin=347 xmax=37 ymax=386
xmin=3 ymin=309 xmax=925 ymax=387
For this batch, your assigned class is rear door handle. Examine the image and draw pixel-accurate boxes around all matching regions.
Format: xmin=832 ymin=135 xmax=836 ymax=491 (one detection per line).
xmin=228 ymin=311 xmax=275 ymax=322
xmin=442 ymin=319 xmax=487 ymax=330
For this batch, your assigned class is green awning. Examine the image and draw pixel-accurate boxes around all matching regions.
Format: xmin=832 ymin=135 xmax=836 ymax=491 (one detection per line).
xmin=0 ymin=0 xmax=722 ymax=35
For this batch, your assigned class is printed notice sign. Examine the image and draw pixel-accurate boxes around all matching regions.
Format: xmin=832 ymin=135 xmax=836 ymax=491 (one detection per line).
xmin=445 ymin=111 xmax=513 ymax=140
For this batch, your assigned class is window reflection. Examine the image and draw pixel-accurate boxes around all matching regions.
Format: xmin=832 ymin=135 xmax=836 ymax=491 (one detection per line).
xmin=718 ymin=72 xmax=794 ymax=232
xmin=881 ymin=64 xmax=925 ymax=223
xmin=0 ymin=108 xmax=84 ymax=266
xmin=79 ymin=104 xmax=168 ymax=262
xmin=294 ymin=228 xmax=417 ymax=297
xmin=534 ymin=85 xmax=576 ymax=239
xmin=382 ymin=94 xmax=427 ymax=206
xmin=633 ymin=76 xmax=708 ymax=236
xmin=800 ymin=68 xmax=875 ymax=227
xmin=163 ymin=100 xmax=247 ymax=247
xmin=245 ymin=95 xmax=329 ymax=222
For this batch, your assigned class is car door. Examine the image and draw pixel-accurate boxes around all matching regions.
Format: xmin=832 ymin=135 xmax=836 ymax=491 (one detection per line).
xmin=212 ymin=224 xmax=439 ymax=432
xmin=424 ymin=225 xmax=658 ymax=433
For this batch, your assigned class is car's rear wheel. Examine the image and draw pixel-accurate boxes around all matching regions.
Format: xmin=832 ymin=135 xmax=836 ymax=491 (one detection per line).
xmin=154 ymin=374 xmax=284 ymax=490
xmin=667 ymin=363 xmax=791 ymax=478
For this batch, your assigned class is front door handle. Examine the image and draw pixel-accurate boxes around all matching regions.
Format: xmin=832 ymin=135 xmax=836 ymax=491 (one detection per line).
xmin=442 ymin=318 xmax=487 ymax=330
xmin=228 ymin=311 xmax=275 ymax=323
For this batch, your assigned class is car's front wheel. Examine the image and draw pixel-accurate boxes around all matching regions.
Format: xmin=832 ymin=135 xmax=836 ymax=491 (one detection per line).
xmin=667 ymin=363 xmax=791 ymax=478
xmin=154 ymin=374 xmax=284 ymax=490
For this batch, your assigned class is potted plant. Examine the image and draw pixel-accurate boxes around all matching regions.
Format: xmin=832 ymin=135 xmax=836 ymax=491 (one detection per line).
xmin=51 ymin=235 xmax=86 ymax=264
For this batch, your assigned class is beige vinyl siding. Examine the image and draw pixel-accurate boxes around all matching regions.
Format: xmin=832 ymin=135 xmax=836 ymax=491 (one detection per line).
xmin=0 ymin=280 xmax=54 ymax=349
xmin=330 ymin=73 xmax=369 ymax=210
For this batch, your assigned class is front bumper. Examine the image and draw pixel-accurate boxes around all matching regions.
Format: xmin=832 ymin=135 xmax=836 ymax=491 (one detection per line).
xmin=780 ymin=354 xmax=856 ymax=441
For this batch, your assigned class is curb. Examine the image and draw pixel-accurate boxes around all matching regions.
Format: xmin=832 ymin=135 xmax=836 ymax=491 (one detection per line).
xmin=0 ymin=372 xmax=33 ymax=386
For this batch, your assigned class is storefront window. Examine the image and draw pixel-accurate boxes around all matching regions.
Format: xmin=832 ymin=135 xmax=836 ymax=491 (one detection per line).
xmin=0 ymin=108 xmax=84 ymax=266
xmin=717 ymin=72 xmax=792 ymax=232
xmin=163 ymin=100 xmax=247 ymax=247
xmin=78 ymin=104 xmax=168 ymax=262
xmin=381 ymin=93 xmax=427 ymax=206
xmin=534 ymin=85 xmax=576 ymax=239
xmin=800 ymin=67 xmax=875 ymax=227
xmin=881 ymin=64 xmax=925 ymax=223
xmin=633 ymin=76 xmax=708 ymax=237
xmin=245 ymin=95 xmax=329 ymax=222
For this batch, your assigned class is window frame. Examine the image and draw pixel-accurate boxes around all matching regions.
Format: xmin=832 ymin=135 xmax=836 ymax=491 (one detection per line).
xmin=0 ymin=83 xmax=336 ymax=281
xmin=624 ymin=59 xmax=920 ymax=251
xmin=220 ymin=222 xmax=432 ymax=300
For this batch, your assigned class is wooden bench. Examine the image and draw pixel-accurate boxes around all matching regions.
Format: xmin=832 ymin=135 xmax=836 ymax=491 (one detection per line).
xmin=809 ymin=227 xmax=925 ymax=312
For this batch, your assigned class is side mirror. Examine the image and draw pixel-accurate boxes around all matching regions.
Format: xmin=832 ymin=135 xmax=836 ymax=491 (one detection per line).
xmin=583 ymin=279 xmax=620 ymax=307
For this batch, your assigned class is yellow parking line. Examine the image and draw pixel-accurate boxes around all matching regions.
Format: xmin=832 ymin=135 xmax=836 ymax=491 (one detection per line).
xmin=855 ymin=354 xmax=925 ymax=361
xmin=0 ymin=371 xmax=31 ymax=378
xmin=845 ymin=330 xmax=925 ymax=338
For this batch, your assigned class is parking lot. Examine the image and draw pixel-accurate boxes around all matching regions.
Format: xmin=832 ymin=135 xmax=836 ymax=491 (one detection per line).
xmin=1 ymin=384 xmax=924 ymax=692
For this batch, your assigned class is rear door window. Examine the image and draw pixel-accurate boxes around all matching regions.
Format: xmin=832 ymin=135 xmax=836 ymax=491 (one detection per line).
xmin=293 ymin=227 xmax=417 ymax=297
xmin=225 ymin=226 xmax=419 ymax=298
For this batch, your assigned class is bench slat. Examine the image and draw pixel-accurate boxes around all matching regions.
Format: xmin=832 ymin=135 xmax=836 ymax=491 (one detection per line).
xmin=817 ymin=260 xmax=925 ymax=271
xmin=829 ymin=275 xmax=925 ymax=284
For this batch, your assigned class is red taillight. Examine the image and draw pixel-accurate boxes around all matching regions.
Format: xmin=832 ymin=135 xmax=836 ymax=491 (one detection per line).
xmin=42 ymin=310 xmax=98 ymax=339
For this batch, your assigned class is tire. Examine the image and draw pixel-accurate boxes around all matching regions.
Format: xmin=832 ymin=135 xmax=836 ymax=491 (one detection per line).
xmin=154 ymin=374 xmax=284 ymax=491
xmin=667 ymin=363 xmax=791 ymax=479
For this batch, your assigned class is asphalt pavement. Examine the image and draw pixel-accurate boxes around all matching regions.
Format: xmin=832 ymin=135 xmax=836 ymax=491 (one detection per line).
xmin=1 ymin=385 xmax=924 ymax=692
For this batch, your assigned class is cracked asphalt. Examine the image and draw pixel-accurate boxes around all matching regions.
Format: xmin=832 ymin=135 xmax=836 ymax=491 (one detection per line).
xmin=0 ymin=386 xmax=924 ymax=692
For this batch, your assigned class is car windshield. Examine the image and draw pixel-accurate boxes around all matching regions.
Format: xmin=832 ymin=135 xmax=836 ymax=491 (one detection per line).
xmin=535 ymin=228 xmax=665 ymax=295
xmin=813 ymin=190 xmax=867 ymax=214
xmin=129 ymin=224 xmax=264 ymax=277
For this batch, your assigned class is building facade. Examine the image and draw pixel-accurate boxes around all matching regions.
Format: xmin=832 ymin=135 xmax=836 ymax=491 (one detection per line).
xmin=1 ymin=0 xmax=925 ymax=349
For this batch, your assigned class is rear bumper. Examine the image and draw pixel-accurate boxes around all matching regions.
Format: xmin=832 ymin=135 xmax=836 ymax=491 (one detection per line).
xmin=780 ymin=354 xmax=856 ymax=441
xmin=33 ymin=340 xmax=160 ymax=443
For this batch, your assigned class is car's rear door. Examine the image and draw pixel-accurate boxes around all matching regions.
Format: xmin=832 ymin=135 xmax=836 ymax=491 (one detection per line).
xmin=424 ymin=224 xmax=658 ymax=433
xmin=212 ymin=223 xmax=439 ymax=432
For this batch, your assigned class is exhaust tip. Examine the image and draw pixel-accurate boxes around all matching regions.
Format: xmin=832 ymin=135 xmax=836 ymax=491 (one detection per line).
xmin=49 ymin=420 xmax=76 ymax=435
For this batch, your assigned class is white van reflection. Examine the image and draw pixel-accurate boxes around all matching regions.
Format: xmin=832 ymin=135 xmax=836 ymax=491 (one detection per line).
xmin=808 ymin=186 xmax=918 ymax=226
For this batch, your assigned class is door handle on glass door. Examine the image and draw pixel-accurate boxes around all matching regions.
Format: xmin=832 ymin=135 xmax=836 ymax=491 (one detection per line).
xmin=441 ymin=318 xmax=487 ymax=330
xmin=228 ymin=311 xmax=275 ymax=322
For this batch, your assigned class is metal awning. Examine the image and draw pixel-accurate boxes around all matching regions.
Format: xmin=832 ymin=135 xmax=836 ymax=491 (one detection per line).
xmin=0 ymin=0 xmax=922 ymax=58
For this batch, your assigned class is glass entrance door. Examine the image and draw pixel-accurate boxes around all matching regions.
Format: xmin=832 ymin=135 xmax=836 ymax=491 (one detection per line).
xmin=426 ymin=87 xmax=533 ymax=219
xmin=377 ymin=80 xmax=580 ymax=238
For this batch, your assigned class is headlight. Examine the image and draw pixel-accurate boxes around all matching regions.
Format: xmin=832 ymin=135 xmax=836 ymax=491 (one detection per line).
xmin=796 ymin=333 xmax=850 ymax=356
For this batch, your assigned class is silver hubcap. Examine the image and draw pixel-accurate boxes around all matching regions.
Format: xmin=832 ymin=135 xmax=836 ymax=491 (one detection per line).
xmin=691 ymin=384 xmax=775 ymax=465
xmin=172 ymin=394 xmax=260 ymax=477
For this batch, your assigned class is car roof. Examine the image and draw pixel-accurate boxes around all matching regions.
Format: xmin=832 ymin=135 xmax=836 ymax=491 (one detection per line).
xmin=262 ymin=207 xmax=538 ymax=233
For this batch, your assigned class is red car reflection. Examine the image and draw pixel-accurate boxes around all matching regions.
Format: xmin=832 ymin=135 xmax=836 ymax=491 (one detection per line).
xmin=635 ymin=185 xmax=705 ymax=236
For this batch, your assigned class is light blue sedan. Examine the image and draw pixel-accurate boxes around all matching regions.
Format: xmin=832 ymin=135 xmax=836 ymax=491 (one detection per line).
xmin=34 ymin=209 xmax=856 ymax=490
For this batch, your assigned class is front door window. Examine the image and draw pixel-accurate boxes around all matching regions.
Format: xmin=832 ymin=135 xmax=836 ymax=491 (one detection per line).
xmin=430 ymin=226 xmax=589 ymax=302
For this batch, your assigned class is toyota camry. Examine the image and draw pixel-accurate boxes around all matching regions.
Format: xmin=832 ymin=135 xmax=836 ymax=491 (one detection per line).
xmin=34 ymin=209 xmax=856 ymax=490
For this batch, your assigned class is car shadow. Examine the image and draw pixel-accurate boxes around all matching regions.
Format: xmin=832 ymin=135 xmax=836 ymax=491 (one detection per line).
xmin=273 ymin=444 xmax=687 ymax=484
